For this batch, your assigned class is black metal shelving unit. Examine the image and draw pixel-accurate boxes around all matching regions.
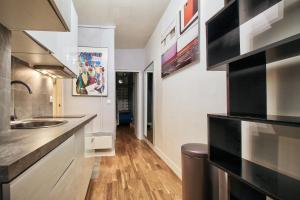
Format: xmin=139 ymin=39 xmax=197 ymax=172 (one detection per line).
xmin=208 ymin=33 xmax=300 ymax=71
xmin=208 ymin=114 xmax=300 ymax=200
xmin=206 ymin=0 xmax=300 ymax=199
xmin=206 ymin=0 xmax=240 ymax=68
xmin=209 ymin=114 xmax=300 ymax=128
xmin=210 ymin=155 xmax=300 ymax=200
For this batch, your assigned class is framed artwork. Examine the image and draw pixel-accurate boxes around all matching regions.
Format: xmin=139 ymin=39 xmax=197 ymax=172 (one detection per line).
xmin=161 ymin=0 xmax=200 ymax=78
xmin=73 ymin=47 xmax=108 ymax=96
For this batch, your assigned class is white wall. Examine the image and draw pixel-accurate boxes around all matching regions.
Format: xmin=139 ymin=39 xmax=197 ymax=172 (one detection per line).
xmin=115 ymin=49 xmax=146 ymax=71
xmin=115 ymin=49 xmax=146 ymax=139
xmin=63 ymin=26 xmax=116 ymax=136
xmin=144 ymin=0 xmax=227 ymax=177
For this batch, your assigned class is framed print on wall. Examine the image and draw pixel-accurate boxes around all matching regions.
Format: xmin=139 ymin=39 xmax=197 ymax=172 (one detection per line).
xmin=161 ymin=0 xmax=200 ymax=78
xmin=73 ymin=47 xmax=108 ymax=96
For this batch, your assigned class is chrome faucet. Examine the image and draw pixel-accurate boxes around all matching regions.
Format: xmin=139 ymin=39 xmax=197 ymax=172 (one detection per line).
xmin=11 ymin=80 xmax=33 ymax=121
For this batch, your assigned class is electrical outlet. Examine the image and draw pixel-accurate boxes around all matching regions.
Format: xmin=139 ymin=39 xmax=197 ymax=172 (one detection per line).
xmin=49 ymin=96 xmax=53 ymax=103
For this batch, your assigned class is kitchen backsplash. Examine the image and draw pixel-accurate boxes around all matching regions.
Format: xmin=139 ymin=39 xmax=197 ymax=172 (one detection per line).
xmin=0 ymin=24 xmax=11 ymax=131
xmin=11 ymin=57 xmax=54 ymax=119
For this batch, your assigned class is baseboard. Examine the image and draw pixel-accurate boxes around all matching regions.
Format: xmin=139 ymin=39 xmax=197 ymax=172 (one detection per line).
xmin=143 ymin=139 xmax=182 ymax=180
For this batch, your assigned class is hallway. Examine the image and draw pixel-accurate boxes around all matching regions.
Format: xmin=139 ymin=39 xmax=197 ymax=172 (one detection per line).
xmin=86 ymin=126 xmax=182 ymax=200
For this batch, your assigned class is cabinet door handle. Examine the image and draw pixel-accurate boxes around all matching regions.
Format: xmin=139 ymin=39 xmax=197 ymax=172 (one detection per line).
xmin=91 ymin=138 xmax=95 ymax=143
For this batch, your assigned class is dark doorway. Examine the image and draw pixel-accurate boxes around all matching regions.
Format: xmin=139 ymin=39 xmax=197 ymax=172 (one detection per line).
xmin=146 ymin=72 xmax=153 ymax=143
xmin=116 ymin=72 xmax=138 ymax=132
xmin=144 ymin=62 xmax=154 ymax=144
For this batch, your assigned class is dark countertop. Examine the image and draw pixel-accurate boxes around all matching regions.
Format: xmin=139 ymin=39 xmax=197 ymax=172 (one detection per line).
xmin=34 ymin=114 xmax=86 ymax=118
xmin=0 ymin=114 xmax=97 ymax=183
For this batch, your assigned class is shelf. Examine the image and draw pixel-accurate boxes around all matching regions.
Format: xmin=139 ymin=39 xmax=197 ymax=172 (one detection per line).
xmin=207 ymin=27 xmax=240 ymax=67
xmin=239 ymin=0 xmax=281 ymax=25
xmin=207 ymin=0 xmax=281 ymax=27
xmin=206 ymin=0 xmax=240 ymax=67
xmin=228 ymin=52 xmax=267 ymax=117
xmin=229 ymin=175 xmax=265 ymax=200
xmin=210 ymin=157 xmax=300 ymax=200
xmin=207 ymin=0 xmax=300 ymax=198
xmin=207 ymin=32 xmax=300 ymax=71
xmin=206 ymin=0 xmax=239 ymax=43
xmin=208 ymin=113 xmax=300 ymax=128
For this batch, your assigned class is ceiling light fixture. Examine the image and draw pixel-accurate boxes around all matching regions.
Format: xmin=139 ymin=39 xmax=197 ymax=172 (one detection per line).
xmin=118 ymin=79 xmax=123 ymax=84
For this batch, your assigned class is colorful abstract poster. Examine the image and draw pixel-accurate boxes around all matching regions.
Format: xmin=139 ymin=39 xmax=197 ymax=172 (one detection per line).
xmin=161 ymin=0 xmax=199 ymax=78
xmin=73 ymin=47 xmax=108 ymax=96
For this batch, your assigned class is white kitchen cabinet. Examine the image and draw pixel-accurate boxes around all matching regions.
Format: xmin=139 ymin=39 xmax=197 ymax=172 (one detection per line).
xmin=11 ymin=31 xmax=50 ymax=54
xmin=0 ymin=0 xmax=71 ymax=31
xmin=51 ymin=0 xmax=72 ymax=31
xmin=2 ymin=136 xmax=75 ymax=200
xmin=85 ymin=133 xmax=113 ymax=150
xmin=48 ymin=128 xmax=95 ymax=200
xmin=2 ymin=126 xmax=95 ymax=200
xmin=23 ymin=2 xmax=79 ymax=76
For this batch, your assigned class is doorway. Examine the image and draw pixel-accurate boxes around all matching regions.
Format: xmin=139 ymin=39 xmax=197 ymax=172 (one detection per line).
xmin=116 ymin=72 xmax=139 ymax=134
xmin=144 ymin=63 xmax=154 ymax=144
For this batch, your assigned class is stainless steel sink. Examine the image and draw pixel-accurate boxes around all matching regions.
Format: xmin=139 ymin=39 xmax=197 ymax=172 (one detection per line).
xmin=11 ymin=120 xmax=68 ymax=129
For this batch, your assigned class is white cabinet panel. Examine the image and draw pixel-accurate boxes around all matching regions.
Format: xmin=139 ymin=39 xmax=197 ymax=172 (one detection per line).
xmin=21 ymin=2 xmax=78 ymax=75
xmin=3 ymin=136 xmax=75 ymax=200
xmin=24 ymin=31 xmax=58 ymax=55
xmin=47 ymin=161 xmax=76 ymax=200
xmin=2 ymin=121 xmax=96 ymax=200
xmin=11 ymin=31 xmax=49 ymax=54
xmin=48 ymin=157 xmax=95 ymax=200
xmin=0 ymin=0 xmax=70 ymax=31
xmin=86 ymin=136 xmax=113 ymax=150
xmin=50 ymin=0 xmax=72 ymax=31
xmin=12 ymin=53 xmax=62 ymax=67
xmin=49 ymin=128 xmax=94 ymax=200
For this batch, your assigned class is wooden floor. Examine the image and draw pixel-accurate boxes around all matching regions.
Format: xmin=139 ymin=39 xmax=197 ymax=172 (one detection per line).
xmin=86 ymin=125 xmax=182 ymax=200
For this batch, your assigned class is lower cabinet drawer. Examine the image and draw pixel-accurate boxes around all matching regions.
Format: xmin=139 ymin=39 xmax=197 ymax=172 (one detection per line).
xmin=47 ymin=160 xmax=76 ymax=200
xmin=48 ymin=157 xmax=95 ymax=200
xmin=3 ymin=136 xmax=75 ymax=200
xmin=85 ymin=136 xmax=113 ymax=150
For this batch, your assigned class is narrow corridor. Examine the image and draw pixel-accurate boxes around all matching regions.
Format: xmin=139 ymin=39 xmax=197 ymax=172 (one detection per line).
xmin=86 ymin=126 xmax=182 ymax=200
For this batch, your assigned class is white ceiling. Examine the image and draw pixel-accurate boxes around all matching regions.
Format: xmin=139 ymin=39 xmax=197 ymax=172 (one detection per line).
xmin=73 ymin=0 xmax=171 ymax=49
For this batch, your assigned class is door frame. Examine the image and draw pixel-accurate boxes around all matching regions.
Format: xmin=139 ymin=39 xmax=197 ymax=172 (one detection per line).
xmin=143 ymin=62 xmax=155 ymax=144
xmin=115 ymin=70 xmax=143 ymax=140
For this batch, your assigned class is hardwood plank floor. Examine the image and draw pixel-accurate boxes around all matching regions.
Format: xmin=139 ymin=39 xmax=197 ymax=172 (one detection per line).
xmin=86 ymin=125 xmax=182 ymax=200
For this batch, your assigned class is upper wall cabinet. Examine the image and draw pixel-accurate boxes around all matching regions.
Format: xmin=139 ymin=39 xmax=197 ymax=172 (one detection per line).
xmin=51 ymin=0 xmax=72 ymax=31
xmin=11 ymin=3 xmax=78 ymax=78
xmin=26 ymin=3 xmax=78 ymax=75
xmin=0 ymin=0 xmax=72 ymax=31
